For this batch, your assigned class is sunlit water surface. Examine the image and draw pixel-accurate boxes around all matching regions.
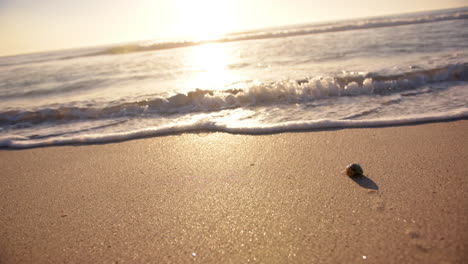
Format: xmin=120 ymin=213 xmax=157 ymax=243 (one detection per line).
xmin=0 ymin=8 xmax=467 ymax=147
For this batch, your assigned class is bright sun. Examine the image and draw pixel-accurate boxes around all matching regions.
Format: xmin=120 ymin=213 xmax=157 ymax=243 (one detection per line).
xmin=178 ymin=0 xmax=233 ymax=41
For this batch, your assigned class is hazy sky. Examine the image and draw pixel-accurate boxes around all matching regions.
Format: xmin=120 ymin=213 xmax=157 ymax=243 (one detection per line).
xmin=0 ymin=0 xmax=466 ymax=56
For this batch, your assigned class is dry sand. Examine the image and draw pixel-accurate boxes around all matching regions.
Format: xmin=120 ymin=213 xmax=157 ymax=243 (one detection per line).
xmin=0 ymin=120 xmax=467 ymax=263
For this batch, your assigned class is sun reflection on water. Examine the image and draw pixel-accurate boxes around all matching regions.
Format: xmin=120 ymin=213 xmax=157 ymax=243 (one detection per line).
xmin=184 ymin=43 xmax=239 ymax=91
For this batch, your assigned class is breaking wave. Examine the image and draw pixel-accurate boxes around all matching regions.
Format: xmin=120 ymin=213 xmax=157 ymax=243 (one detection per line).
xmin=1 ymin=63 xmax=467 ymax=126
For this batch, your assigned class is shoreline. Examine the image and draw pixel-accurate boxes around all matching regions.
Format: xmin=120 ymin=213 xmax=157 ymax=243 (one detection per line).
xmin=1 ymin=120 xmax=467 ymax=263
xmin=2 ymin=112 xmax=467 ymax=149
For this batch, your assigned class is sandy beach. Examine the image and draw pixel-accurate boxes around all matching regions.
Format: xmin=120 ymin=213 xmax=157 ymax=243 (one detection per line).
xmin=0 ymin=120 xmax=467 ymax=263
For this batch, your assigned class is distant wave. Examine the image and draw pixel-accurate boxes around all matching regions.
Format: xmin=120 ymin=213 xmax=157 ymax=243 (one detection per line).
xmin=82 ymin=9 xmax=468 ymax=57
xmin=1 ymin=63 xmax=466 ymax=126
xmin=0 ymin=79 xmax=107 ymax=100
xmin=1 ymin=109 xmax=467 ymax=148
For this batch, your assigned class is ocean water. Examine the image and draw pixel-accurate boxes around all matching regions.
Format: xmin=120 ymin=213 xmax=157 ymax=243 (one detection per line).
xmin=1 ymin=7 xmax=467 ymax=148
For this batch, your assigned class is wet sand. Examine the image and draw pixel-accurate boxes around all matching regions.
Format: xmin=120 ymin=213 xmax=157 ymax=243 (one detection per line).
xmin=0 ymin=120 xmax=467 ymax=263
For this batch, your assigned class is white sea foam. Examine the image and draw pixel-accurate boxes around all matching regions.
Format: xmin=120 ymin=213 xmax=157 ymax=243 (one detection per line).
xmin=0 ymin=108 xmax=466 ymax=148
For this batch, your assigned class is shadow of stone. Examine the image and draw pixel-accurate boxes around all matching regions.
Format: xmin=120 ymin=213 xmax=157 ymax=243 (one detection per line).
xmin=351 ymin=175 xmax=379 ymax=190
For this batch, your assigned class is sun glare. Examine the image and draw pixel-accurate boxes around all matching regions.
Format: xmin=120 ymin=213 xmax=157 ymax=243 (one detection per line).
xmin=184 ymin=43 xmax=238 ymax=91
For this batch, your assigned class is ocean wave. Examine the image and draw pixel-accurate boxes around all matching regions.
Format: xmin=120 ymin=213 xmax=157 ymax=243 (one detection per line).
xmin=1 ymin=63 xmax=467 ymax=126
xmin=82 ymin=9 xmax=468 ymax=57
xmin=0 ymin=79 xmax=107 ymax=99
xmin=1 ymin=109 xmax=467 ymax=148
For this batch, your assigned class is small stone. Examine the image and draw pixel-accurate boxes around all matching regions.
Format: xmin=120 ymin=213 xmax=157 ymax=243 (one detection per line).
xmin=344 ymin=163 xmax=364 ymax=178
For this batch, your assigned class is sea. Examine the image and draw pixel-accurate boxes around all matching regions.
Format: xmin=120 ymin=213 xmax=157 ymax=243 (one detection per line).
xmin=1 ymin=7 xmax=467 ymax=148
